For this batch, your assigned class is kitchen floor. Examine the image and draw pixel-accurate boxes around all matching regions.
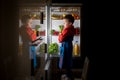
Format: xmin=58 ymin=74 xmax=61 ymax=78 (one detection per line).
xmin=51 ymin=69 xmax=82 ymax=80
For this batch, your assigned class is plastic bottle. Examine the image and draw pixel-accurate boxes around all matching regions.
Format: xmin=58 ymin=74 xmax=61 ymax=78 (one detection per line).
xmin=74 ymin=41 xmax=79 ymax=56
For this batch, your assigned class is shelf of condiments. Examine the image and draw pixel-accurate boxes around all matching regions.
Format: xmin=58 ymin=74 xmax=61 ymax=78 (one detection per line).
xmin=20 ymin=13 xmax=79 ymax=20
xmin=47 ymin=42 xmax=80 ymax=55
xmin=19 ymin=7 xmax=45 ymax=20
xmin=19 ymin=7 xmax=80 ymax=20
xmin=19 ymin=13 xmax=46 ymax=20
xmin=37 ymin=41 xmax=80 ymax=57
xmin=20 ymin=7 xmax=45 ymax=12
xmin=51 ymin=7 xmax=80 ymax=12
xmin=35 ymin=39 xmax=80 ymax=57
xmin=51 ymin=13 xmax=80 ymax=20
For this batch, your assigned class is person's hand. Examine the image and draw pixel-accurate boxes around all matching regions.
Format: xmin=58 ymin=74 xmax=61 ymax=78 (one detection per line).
xmin=29 ymin=43 xmax=38 ymax=46
xmin=39 ymin=37 xmax=43 ymax=40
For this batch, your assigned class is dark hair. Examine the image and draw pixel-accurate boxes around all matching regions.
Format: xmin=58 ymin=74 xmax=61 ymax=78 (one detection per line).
xmin=63 ymin=14 xmax=75 ymax=24
xmin=21 ymin=15 xmax=31 ymax=24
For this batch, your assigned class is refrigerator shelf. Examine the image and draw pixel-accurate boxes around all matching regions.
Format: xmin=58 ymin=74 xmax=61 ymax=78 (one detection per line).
xmin=51 ymin=18 xmax=80 ymax=20
xmin=49 ymin=53 xmax=81 ymax=58
xmin=36 ymin=52 xmax=46 ymax=57
xmin=50 ymin=54 xmax=60 ymax=57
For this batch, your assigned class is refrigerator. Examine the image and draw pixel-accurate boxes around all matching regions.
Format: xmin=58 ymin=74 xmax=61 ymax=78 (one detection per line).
xmin=18 ymin=3 xmax=82 ymax=80
xmin=48 ymin=3 xmax=82 ymax=80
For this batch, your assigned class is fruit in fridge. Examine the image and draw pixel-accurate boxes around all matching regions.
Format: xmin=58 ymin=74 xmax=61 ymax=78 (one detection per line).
xmin=59 ymin=25 xmax=64 ymax=33
xmin=50 ymin=29 xmax=55 ymax=35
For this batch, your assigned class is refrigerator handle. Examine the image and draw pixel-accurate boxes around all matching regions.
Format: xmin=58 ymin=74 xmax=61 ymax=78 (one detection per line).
xmin=40 ymin=12 xmax=43 ymax=24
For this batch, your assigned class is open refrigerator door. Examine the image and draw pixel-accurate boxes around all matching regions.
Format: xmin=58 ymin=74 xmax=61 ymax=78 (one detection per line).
xmin=18 ymin=4 xmax=48 ymax=79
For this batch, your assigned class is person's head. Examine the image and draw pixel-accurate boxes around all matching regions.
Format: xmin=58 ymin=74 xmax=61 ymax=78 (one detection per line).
xmin=63 ymin=14 xmax=74 ymax=27
xmin=21 ymin=15 xmax=32 ymax=27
